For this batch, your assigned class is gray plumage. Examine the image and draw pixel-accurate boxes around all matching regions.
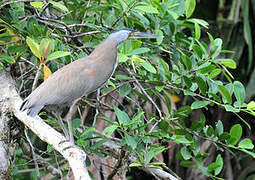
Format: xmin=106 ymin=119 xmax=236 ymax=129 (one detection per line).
xmin=20 ymin=29 xmax=162 ymax=117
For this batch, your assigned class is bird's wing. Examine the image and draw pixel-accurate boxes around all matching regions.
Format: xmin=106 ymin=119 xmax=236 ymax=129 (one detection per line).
xmin=24 ymin=58 xmax=94 ymax=108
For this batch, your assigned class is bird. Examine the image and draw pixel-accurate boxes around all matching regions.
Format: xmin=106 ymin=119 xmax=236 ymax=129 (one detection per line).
xmin=20 ymin=28 xmax=162 ymax=117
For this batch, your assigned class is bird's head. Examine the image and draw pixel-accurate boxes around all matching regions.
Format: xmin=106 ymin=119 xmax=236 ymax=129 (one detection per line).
xmin=108 ymin=28 xmax=163 ymax=45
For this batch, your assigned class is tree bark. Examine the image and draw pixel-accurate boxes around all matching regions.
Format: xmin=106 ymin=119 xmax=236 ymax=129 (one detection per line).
xmin=0 ymin=93 xmax=10 ymax=180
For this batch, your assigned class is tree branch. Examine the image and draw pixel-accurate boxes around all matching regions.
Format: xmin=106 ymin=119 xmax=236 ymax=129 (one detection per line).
xmin=0 ymin=69 xmax=90 ymax=180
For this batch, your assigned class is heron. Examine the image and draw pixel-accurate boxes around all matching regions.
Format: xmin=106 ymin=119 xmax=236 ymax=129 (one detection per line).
xmin=20 ymin=28 xmax=162 ymax=141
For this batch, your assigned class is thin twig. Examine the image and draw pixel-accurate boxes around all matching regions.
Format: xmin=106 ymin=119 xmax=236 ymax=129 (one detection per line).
xmin=32 ymin=63 xmax=42 ymax=91
xmin=126 ymin=69 xmax=162 ymax=132
xmin=24 ymin=128 xmax=41 ymax=180
xmin=107 ymin=147 xmax=126 ymax=180
xmin=111 ymin=1 xmax=139 ymax=27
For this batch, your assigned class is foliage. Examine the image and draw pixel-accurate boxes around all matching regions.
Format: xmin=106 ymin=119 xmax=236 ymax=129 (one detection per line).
xmin=0 ymin=0 xmax=255 ymax=179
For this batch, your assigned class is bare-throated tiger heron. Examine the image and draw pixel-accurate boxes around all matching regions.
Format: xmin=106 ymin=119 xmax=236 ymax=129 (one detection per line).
xmin=20 ymin=29 xmax=162 ymax=116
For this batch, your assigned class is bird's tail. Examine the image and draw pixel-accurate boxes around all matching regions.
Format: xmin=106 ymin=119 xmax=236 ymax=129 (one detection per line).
xmin=20 ymin=99 xmax=43 ymax=117
xmin=20 ymin=99 xmax=28 ymax=111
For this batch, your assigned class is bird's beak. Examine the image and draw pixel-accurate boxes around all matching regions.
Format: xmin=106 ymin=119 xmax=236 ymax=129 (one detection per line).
xmin=130 ymin=31 xmax=163 ymax=39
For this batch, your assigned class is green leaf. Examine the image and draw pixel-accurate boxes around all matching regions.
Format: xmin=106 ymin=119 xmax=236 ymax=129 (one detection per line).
xmin=214 ymin=154 xmax=223 ymax=175
xmin=191 ymin=100 xmax=210 ymax=109
xmin=46 ymin=51 xmax=71 ymax=61
xmin=199 ymin=64 xmax=216 ymax=74
xmin=247 ymin=101 xmax=255 ymax=110
xmin=119 ymin=83 xmax=131 ymax=97
xmin=213 ymin=59 xmax=237 ymax=69
xmin=224 ymin=105 xmax=240 ymax=113
xmin=233 ymin=81 xmax=245 ymax=107
xmin=195 ymin=76 xmax=207 ymax=95
xmin=185 ymin=0 xmax=196 ymax=18
xmin=26 ymin=37 xmax=41 ymax=59
xmin=181 ymin=147 xmax=192 ymax=160
xmin=118 ymin=53 xmax=128 ymax=62
xmin=141 ymin=61 xmax=157 ymax=74
xmin=194 ymin=22 xmax=201 ymax=40
xmin=0 ymin=54 xmax=15 ymax=63
xmin=228 ymin=124 xmax=242 ymax=145
xmin=208 ymin=68 xmax=222 ymax=79
xmin=129 ymin=163 xmax=143 ymax=167
xmin=218 ymin=85 xmax=232 ymax=104
xmin=127 ymin=48 xmax=150 ymax=56
xmin=207 ymin=32 xmax=214 ymax=45
xmin=218 ymin=132 xmax=231 ymax=141
xmin=180 ymin=160 xmax=196 ymax=168
xmin=49 ymin=1 xmax=68 ymax=12
xmin=215 ymin=120 xmax=223 ymax=135
xmin=145 ymin=147 xmax=165 ymax=164
xmin=183 ymin=76 xmax=192 ymax=88
xmin=115 ymin=75 xmax=132 ymax=80
xmin=103 ymin=124 xmax=118 ymax=137
xmin=156 ymin=29 xmax=164 ymax=45
xmin=135 ymin=5 xmax=159 ymax=14
xmin=30 ymin=1 xmax=44 ymax=8
xmin=238 ymin=138 xmax=254 ymax=149
xmin=192 ymin=44 xmax=203 ymax=59
xmin=80 ymin=126 xmax=96 ymax=137
xmin=181 ymin=54 xmax=192 ymax=70
xmin=124 ymin=133 xmax=137 ymax=150
xmin=114 ymin=106 xmax=130 ymax=125
xmin=40 ymin=39 xmax=52 ymax=58
xmin=7 ymin=45 xmax=27 ymax=54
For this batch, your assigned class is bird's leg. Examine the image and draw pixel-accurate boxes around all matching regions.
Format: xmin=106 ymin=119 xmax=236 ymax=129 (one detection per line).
xmin=93 ymin=88 xmax=101 ymax=126
xmin=52 ymin=111 xmax=69 ymax=139
xmin=65 ymin=98 xmax=81 ymax=145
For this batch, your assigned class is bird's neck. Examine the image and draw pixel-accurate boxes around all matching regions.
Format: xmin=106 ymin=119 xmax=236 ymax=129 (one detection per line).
xmin=89 ymin=37 xmax=118 ymax=61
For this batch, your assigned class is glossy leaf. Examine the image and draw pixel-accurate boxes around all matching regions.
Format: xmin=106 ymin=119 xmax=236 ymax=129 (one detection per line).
xmin=233 ymin=81 xmax=245 ymax=107
xmin=228 ymin=124 xmax=242 ymax=145
xmin=247 ymin=101 xmax=255 ymax=110
xmin=238 ymin=138 xmax=254 ymax=149
xmin=208 ymin=68 xmax=222 ymax=79
xmin=124 ymin=133 xmax=137 ymax=150
xmin=114 ymin=106 xmax=130 ymax=125
xmin=119 ymin=83 xmax=131 ymax=97
xmin=135 ymin=5 xmax=159 ymax=14
xmin=218 ymin=85 xmax=232 ymax=104
xmin=46 ymin=51 xmax=71 ymax=61
xmin=128 ymin=48 xmax=150 ymax=56
xmin=141 ymin=61 xmax=157 ymax=74
xmin=213 ymin=58 xmax=236 ymax=69
xmin=195 ymin=76 xmax=207 ymax=95
xmin=26 ymin=37 xmax=41 ymax=59
xmin=0 ymin=54 xmax=15 ymax=63
xmin=49 ymin=1 xmax=68 ymax=12
xmin=181 ymin=147 xmax=192 ymax=160
xmin=30 ymin=1 xmax=44 ymax=8
xmin=191 ymin=100 xmax=210 ymax=109
xmin=185 ymin=0 xmax=196 ymax=18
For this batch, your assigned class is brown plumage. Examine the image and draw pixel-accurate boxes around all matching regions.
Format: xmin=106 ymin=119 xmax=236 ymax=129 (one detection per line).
xmin=20 ymin=29 xmax=162 ymax=117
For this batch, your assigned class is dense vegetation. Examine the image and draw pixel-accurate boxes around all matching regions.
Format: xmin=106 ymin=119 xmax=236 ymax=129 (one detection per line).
xmin=0 ymin=0 xmax=255 ymax=179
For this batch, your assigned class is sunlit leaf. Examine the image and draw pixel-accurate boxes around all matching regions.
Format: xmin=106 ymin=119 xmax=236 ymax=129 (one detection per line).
xmin=46 ymin=51 xmax=70 ymax=61
xmin=185 ymin=0 xmax=196 ymax=18
xmin=49 ymin=1 xmax=68 ymax=12
xmin=43 ymin=63 xmax=52 ymax=80
xmin=26 ymin=37 xmax=41 ymax=59
xmin=135 ymin=5 xmax=159 ymax=14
